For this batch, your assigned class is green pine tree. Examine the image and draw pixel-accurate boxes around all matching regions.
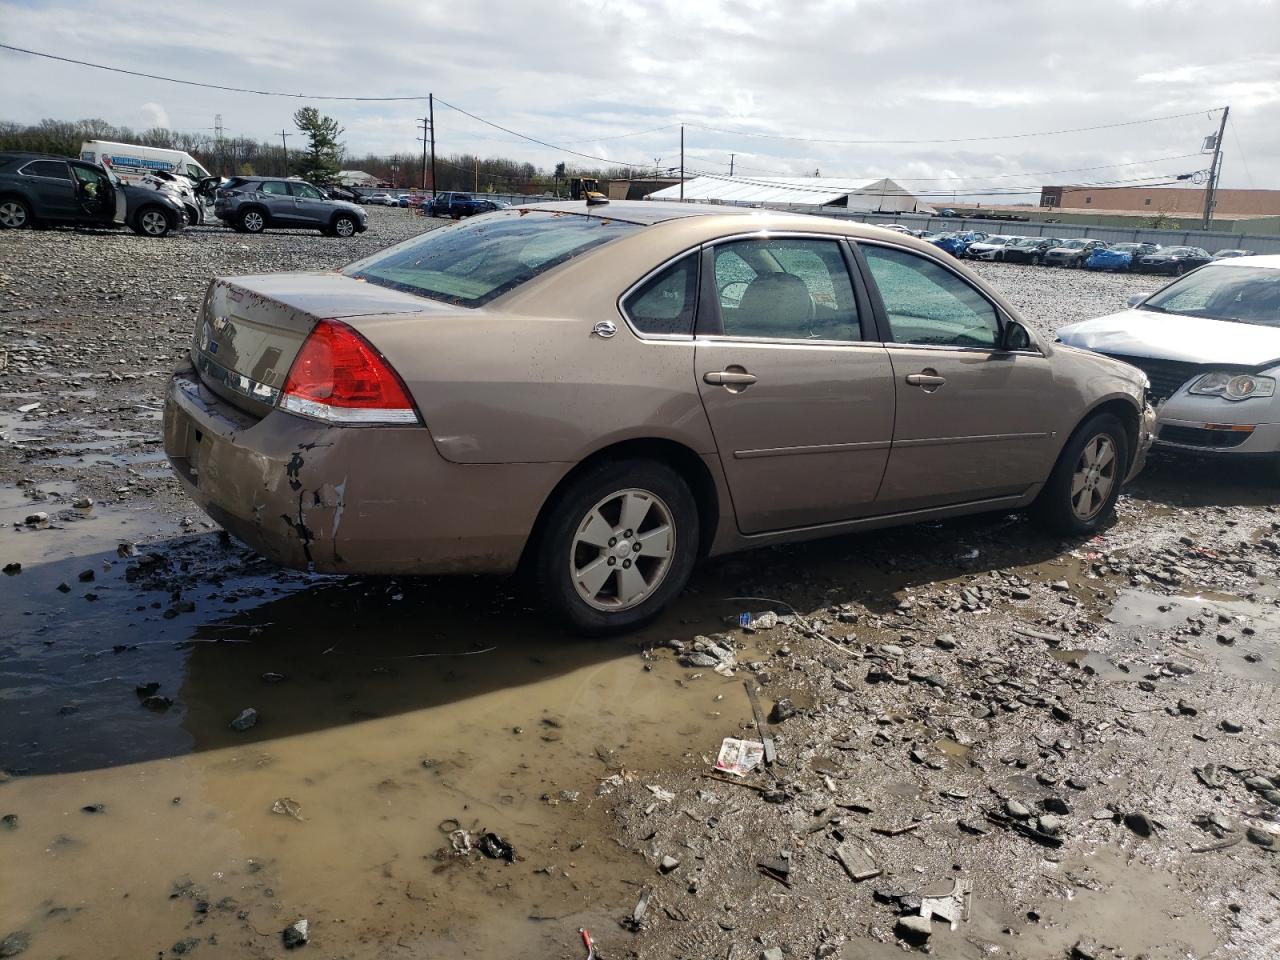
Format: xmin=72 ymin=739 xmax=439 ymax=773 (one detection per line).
xmin=292 ymin=107 xmax=344 ymax=185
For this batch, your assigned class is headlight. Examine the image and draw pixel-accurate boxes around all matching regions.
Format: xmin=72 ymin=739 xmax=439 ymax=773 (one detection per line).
xmin=1188 ymin=372 xmax=1276 ymax=401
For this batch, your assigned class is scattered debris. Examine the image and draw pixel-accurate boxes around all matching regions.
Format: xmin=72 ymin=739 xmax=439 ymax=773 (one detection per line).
xmin=271 ymin=798 xmax=305 ymax=821
xmin=282 ymin=919 xmax=309 ymax=949
xmin=919 ymin=878 xmax=972 ymax=929
xmin=478 ymin=832 xmax=516 ymax=862
xmin=713 ymin=738 xmax=765 ymax=777
xmin=229 ymin=708 xmax=258 ymax=732
xmin=833 ymin=840 xmax=881 ymax=882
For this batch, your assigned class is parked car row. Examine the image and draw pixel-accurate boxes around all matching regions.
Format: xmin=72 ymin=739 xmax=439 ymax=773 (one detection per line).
xmin=878 ymin=224 xmax=1230 ymax=275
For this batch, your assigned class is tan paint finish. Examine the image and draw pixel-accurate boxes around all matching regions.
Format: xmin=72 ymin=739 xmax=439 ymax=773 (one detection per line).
xmin=163 ymin=201 xmax=1152 ymax=577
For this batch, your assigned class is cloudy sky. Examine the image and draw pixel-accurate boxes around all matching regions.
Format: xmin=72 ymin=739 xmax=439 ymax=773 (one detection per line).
xmin=3 ymin=0 xmax=1278 ymax=201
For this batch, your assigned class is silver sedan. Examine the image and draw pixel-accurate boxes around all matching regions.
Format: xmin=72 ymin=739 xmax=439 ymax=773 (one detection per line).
xmin=1057 ymin=255 xmax=1280 ymax=460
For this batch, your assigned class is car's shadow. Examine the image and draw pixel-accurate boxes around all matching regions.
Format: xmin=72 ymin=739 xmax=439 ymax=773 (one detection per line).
xmin=1127 ymin=449 xmax=1278 ymax=509
xmin=2 ymin=455 xmax=1268 ymax=777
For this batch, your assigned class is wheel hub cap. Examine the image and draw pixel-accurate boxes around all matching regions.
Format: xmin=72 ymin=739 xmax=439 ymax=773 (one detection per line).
xmin=570 ymin=488 xmax=675 ymax=612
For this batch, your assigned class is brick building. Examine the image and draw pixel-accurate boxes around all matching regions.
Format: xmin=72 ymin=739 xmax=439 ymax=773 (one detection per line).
xmin=1039 ymin=185 xmax=1280 ymax=218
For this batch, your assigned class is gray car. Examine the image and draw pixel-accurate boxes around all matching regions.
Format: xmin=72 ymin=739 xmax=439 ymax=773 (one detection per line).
xmin=214 ymin=177 xmax=368 ymax=236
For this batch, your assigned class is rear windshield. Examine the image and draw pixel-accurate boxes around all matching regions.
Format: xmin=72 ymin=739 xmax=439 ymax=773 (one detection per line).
xmin=344 ymin=211 xmax=638 ymax=306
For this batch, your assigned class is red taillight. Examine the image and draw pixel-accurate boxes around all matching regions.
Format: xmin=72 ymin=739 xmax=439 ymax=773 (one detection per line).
xmin=280 ymin=320 xmax=419 ymax=425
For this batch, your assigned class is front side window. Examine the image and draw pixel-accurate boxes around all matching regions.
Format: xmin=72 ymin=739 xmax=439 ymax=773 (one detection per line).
xmin=622 ymin=254 xmax=698 ymax=336
xmin=22 ymin=160 xmax=70 ymax=180
xmin=71 ymin=165 xmax=107 ymax=198
xmin=711 ymin=237 xmax=860 ymax=341
xmin=345 ymin=210 xmax=638 ymax=306
xmin=291 ymin=183 xmax=323 ymax=199
xmin=861 ymin=245 xmax=1000 ymax=348
xmin=261 ymin=181 xmax=289 ymax=195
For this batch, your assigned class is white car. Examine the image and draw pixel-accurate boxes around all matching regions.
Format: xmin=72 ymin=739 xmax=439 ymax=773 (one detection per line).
xmin=965 ymin=235 xmax=1019 ymax=261
xmin=1057 ymin=256 xmax=1280 ymax=461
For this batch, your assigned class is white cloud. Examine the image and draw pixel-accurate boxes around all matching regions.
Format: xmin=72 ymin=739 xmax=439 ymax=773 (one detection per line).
xmin=138 ymin=102 xmax=170 ymax=129
xmin=0 ymin=0 xmax=1277 ymax=196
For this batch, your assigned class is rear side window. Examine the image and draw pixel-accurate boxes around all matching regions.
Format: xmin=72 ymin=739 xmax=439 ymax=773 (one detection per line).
xmin=622 ymin=254 xmax=698 ymax=336
xmin=711 ymin=237 xmax=861 ymax=341
xmin=861 ymin=245 xmax=1000 ymax=348
xmin=261 ymin=181 xmax=289 ymax=195
xmin=345 ymin=211 xmax=638 ymax=306
xmin=21 ymin=160 xmax=71 ymax=180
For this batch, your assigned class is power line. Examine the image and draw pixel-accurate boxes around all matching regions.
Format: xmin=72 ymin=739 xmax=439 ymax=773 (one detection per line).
xmin=0 ymin=42 xmax=425 ymax=100
xmin=432 ymin=97 xmax=649 ymax=169
xmin=1229 ymin=115 xmax=1255 ymax=189
xmin=683 ymin=108 xmax=1224 ymax=145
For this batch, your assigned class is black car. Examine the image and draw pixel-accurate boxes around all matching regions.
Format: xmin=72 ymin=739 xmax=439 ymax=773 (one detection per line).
xmin=1001 ymin=237 xmax=1062 ymax=265
xmin=0 ymin=151 xmax=186 ymax=236
xmin=1134 ymin=246 xmax=1212 ymax=275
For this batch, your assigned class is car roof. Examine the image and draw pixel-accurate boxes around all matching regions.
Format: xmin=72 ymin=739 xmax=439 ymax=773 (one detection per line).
xmin=1207 ymin=254 xmax=1280 ymax=270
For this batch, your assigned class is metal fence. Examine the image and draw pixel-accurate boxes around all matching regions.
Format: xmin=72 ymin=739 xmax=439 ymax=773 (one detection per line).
xmin=758 ymin=205 xmax=1280 ymax=256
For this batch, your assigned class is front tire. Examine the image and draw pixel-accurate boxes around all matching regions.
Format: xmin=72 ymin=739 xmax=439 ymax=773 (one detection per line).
xmin=331 ymin=214 xmax=357 ymax=238
xmin=1033 ymin=413 xmax=1130 ymax=536
xmin=534 ymin=459 xmax=699 ymax=634
xmin=131 ymin=206 xmax=174 ymax=237
xmin=0 ymin=196 xmax=33 ymax=229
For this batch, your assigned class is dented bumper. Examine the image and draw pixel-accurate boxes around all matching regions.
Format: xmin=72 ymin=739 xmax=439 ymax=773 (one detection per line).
xmin=162 ymin=368 xmax=565 ymax=575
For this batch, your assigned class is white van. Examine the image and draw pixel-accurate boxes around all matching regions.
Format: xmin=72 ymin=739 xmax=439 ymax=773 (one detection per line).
xmin=79 ymin=140 xmax=212 ymax=185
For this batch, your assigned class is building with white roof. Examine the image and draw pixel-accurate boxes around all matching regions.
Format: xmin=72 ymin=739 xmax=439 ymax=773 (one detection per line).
xmin=647 ymin=175 xmax=933 ymax=213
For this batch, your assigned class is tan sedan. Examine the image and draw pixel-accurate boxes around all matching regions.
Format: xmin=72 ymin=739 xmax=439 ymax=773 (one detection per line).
xmin=163 ymin=201 xmax=1154 ymax=631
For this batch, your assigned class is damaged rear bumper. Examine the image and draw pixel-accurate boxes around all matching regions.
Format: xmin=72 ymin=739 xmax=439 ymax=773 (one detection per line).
xmin=162 ymin=367 xmax=565 ymax=576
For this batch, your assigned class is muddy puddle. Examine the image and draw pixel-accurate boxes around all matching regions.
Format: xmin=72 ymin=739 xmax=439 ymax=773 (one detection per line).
xmin=0 ymin=513 xmax=769 ymax=958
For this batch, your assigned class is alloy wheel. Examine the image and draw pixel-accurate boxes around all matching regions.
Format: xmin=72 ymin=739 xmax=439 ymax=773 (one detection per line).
xmin=569 ymin=488 xmax=676 ymax=611
xmin=334 ymin=218 xmax=355 ymax=237
xmin=0 ymin=200 xmax=28 ymax=228
xmin=1070 ymin=434 xmax=1117 ymax=521
xmin=140 ymin=210 xmax=169 ymax=235
xmin=243 ymin=211 xmax=265 ymax=232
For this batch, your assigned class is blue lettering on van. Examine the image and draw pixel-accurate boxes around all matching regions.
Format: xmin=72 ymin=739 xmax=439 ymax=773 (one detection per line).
xmin=106 ymin=155 xmax=175 ymax=171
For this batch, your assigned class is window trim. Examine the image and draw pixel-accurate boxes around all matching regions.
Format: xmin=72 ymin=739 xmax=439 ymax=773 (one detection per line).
xmin=18 ymin=159 xmax=72 ymax=181
xmin=693 ymin=230 xmax=877 ymax=346
xmin=851 ymin=238 xmax=1039 ymax=355
xmin=616 ymin=247 xmax=703 ymax=341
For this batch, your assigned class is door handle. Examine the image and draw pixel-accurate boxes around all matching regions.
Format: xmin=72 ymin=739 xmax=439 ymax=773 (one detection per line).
xmin=704 ymin=370 xmax=758 ymax=386
xmin=905 ymin=371 xmax=946 ymax=389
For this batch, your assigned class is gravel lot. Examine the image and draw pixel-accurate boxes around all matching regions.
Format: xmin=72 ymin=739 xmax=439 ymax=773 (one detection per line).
xmin=1 ymin=209 xmax=1277 ymax=960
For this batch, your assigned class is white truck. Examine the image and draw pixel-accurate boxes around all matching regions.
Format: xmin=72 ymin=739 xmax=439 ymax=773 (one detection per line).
xmin=79 ymin=141 xmax=213 ymax=185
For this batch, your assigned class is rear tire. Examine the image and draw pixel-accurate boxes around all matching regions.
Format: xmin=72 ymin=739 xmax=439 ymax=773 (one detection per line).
xmin=533 ymin=459 xmax=699 ymax=634
xmin=239 ymin=207 xmax=267 ymax=233
xmin=0 ymin=196 xmax=32 ymax=229
xmin=1033 ymin=413 xmax=1130 ymax=536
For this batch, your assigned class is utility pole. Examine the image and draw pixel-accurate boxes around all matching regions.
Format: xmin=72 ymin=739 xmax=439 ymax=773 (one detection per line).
xmin=278 ymin=130 xmax=291 ymax=177
xmin=474 ymin=157 xmax=479 ymax=192
xmin=429 ymin=94 xmax=436 ymax=200
xmin=1201 ymin=105 xmax=1229 ymax=230
xmin=679 ymin=125 xmax=684 ymax=200
xmin=729 ymin=152 xmax=735 ymax=177
xmin=417 ymin=112 xmax=430 ymax=191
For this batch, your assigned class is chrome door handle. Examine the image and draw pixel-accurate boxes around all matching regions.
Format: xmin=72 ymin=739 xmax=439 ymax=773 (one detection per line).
xmin=905 ymin=373 xmax=946 ymax=387
xmin=704 ymin=370 xmax=758 ymax=386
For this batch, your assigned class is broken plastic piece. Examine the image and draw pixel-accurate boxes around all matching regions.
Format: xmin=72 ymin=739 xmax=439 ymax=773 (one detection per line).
xmin=919 ymin=878 xmax=972 ymax=930
xmin=478 ymin=831 xmax=515 ymax=862
xmin=714 ymin=737 xmax=765 ymax=777
xmin=579 ymin=927 xmax=597 ymax=960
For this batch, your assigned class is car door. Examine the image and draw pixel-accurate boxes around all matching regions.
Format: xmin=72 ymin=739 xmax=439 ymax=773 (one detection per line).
xmin=855 ymin=241 xmax=1057 ymax=511
xmin=694 ymin=234 xmax=896 ymax=534
xmin=19 ymin=159 xmax=78 ymax=220
xmin=69 ymin=163 xmax=114 ymax=224
xmin=288 ymin=181 xmax=329 ymax=226
xmin=258 ymin=180 xmax=296 ymax=224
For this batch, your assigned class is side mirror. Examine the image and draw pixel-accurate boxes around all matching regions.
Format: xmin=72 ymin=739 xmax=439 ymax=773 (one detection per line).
xmin=1127 ymin=294 xmax=1145 ymax=308
xmin=1002 ymin=319 xmax=1034 ymax=352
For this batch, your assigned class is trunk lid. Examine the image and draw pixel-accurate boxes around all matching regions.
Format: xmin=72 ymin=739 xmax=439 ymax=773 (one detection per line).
xmin=191 ymin=272 xmax=450 ymax=417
